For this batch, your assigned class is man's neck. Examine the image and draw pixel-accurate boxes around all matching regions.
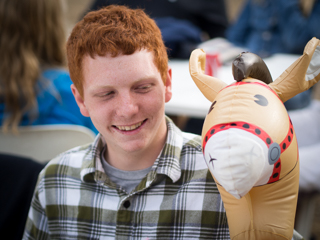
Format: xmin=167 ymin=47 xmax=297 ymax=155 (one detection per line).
xmin=104 ymin=144 xmax=163 ymax=171
xmin=104 ymin=130 xmax=167 ymax=171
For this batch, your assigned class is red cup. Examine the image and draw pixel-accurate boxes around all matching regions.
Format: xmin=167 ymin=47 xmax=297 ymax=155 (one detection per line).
xmin=205 ymin=53 xmax=221 ymax=77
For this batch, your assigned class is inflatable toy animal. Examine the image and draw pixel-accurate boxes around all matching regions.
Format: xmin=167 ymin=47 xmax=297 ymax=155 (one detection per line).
xmin=189 ymin=37 xmax=320 ymax=239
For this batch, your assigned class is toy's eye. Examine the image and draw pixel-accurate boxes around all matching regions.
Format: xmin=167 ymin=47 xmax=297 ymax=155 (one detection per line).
xmin=254 ymin=94 xmax=268 ymax=106
xmin=208 ymin=101 xmax=217 ymax=114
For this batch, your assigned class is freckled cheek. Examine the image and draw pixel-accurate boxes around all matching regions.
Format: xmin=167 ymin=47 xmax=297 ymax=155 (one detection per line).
xmin=85 ymin=101 xmax=112 ymax=121
xmin=145 ymin=94 xmax=165 ymax=113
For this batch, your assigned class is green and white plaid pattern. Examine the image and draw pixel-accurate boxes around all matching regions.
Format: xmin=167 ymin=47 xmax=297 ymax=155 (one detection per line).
xmin=23 ymin=117 xmax=230 ymax=239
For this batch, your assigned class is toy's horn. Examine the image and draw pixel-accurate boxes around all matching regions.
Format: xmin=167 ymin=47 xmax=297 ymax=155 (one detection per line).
xmin=189 ymin=49 xmax=227 ymax=102
xmin=269 ymin=37 xmax=320 ymax=103
xmin=232 ymin=52 xmax=273 ymax=84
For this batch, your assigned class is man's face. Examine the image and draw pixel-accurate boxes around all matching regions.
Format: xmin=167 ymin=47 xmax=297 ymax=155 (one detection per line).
xmin=72 ymin=50 xmax=172 ymax=158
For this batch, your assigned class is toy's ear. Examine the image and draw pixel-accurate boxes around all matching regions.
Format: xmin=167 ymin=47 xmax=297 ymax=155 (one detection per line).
xmin=232 ymin=52 xmax=273 ymax=84
xmin=189 ymin=49 xmax=227 ymax=102
xmin=269 ymin=37 xmax=320 ymax=103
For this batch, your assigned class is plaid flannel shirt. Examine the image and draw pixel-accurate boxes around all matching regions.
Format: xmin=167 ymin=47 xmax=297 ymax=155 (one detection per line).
xmin=23 ymin=117 xmax=230 ymax=239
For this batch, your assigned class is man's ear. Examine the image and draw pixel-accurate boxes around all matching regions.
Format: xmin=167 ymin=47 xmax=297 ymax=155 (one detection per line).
xmin=165 ymin=67 xmax=172 ymax=103
xmin=71 ymin=84 xmax=90 ymax=117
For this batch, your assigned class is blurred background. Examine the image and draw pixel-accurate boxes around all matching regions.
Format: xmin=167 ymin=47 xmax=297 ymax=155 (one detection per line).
xmin=64 ymin=0 xmax=245 ymax=35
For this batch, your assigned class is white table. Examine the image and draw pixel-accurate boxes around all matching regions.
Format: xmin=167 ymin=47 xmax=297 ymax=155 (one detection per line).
xmin=165 ymin=54 xmax=300 ymax=118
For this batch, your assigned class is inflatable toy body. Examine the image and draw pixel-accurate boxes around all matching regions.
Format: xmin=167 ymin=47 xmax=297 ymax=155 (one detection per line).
xmin=189 ymin=37 xmax=320 ymax=240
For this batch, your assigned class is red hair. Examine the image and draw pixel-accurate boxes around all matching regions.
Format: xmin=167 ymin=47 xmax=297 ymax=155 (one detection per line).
xmin=66 ymin=5 xmax=168 ymax=97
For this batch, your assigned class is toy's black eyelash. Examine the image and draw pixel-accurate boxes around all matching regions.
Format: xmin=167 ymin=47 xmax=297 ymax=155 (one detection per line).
xmin=209 ymin=153 xmax=217 ymax=169
xmin=209 ymin=155 xmax=217 ymax=163
xmin=208 ymin=101 xmax=217 ymax=114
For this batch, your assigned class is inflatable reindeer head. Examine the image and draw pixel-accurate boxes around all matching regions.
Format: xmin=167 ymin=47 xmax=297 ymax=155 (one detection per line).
xmin=189 ymin=37 xmax=320 ymax=240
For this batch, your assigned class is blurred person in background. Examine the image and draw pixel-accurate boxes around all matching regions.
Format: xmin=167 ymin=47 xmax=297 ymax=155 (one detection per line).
xmin=227 ymin=0 xmax=320 ymax=111
xmin=227 ymin=0 xmax=320 ymax=57
xmin=0 ymin=0 xmax=97 ymax=134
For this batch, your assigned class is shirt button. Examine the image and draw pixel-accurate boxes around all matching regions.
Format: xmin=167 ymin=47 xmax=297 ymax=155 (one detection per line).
xmin=123 ymin=200 xmax=131 ymax=209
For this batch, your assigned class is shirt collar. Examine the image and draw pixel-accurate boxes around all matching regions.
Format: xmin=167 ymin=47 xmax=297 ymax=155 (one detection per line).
xmin=80 ymin=134 xmax=105 ymax=183
xmin=154 ymin=116 xmax=183 ymax=183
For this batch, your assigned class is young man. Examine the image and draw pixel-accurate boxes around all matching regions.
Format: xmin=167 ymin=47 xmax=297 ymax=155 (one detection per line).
xmin=22 ymin=5 xmax=230 ymax=239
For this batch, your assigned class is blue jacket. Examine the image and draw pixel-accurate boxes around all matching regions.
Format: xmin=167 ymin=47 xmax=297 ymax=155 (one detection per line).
xmin=0 ymin=68 xmax=98 ymax=134
xmin=227 ymin=0 xmax=320 ymax=57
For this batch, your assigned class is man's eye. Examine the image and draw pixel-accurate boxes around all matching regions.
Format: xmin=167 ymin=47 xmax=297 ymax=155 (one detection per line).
xmin=105 ymin=91 xmax=114 ymax=96
xmin=136 ymin=84 xmax=152 ymax=92
xmin=96 ymin=91 xmax=114 ymax=98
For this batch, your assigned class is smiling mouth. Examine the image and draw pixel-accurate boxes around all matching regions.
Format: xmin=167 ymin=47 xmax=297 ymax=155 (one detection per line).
xmin=114 ymin=119 xmax=146 ymax=131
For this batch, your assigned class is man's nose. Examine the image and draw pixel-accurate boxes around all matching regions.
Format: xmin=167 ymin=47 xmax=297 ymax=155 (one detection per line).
xmin=116 ymin=93 xmax=139 ymax=116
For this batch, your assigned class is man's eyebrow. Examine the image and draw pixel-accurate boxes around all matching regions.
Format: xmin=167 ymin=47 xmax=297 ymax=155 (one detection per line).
xmin=87 ymin=85 xmax=113 ymax=95
xmin=86 ymin=73 xmax=159 ymax=91
xmin=136 ymin=74 xmax=159 ymax=81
